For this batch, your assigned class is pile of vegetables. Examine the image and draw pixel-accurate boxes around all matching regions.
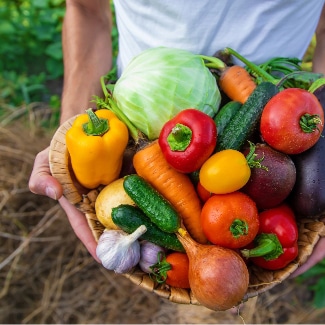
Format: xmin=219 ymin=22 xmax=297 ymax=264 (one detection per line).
xmin=64 ymin=47 xmax=325 ymax=311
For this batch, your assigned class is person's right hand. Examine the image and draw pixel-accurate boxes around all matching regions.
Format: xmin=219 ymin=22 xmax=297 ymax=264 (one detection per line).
xmin=29 ymin=147 xmax=99 ymax=261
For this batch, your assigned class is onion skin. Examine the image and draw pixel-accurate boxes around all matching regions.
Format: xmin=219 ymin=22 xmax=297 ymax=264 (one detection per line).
xmin=176 ymin=229 xmax=249 ymax=311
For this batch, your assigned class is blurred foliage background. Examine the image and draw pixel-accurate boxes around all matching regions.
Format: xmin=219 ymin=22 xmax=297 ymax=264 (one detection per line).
xmin=0 ymin=0 xmax=118 ymax=128
xmin=0 ymin=0 xmax=65 ymax=108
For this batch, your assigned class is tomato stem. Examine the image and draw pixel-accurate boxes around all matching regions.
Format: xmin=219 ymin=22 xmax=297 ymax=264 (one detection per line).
xmin=230 ymin=219 xmax=249 ymax=238
xmin=167 ymin=123 xmax=193 ymax=151
xmin=149 ymin=251 xmax=171 ymax=284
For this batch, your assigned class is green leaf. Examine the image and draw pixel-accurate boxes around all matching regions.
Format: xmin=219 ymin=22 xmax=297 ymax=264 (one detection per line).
xmin=50 ymin=0 xmax=65 ymax=5
xmin=277 ymin=71 xmax=323 ymax=90
xmin=33 ymin=0 xmax=50 ymax=9
xmin=0 ymin=21 xmax=15 ymax=34
xmin=46 ymin=58 xmax=63 ymax=79
xmin=45 ymin=42 xmax=62 ymax=60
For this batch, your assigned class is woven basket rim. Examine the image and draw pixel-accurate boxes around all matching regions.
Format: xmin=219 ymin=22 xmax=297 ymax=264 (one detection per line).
xmin=49 ymin=115 xmax=325 ymax=307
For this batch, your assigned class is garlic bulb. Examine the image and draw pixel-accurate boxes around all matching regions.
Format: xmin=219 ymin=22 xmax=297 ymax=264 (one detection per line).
xmin=96 ymin=225 xmax=147 ymax=273
xmin=139 ymin=241 xmax=166 ymax=273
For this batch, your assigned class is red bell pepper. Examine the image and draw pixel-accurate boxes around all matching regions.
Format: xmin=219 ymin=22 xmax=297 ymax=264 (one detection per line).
xmin=241 ymin=204 xmax=299 ymax=270
xmin=158 ymin=109 xmax=217 ymax=173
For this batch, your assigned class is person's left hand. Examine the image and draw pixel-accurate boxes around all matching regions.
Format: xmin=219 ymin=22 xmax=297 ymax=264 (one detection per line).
xmin=290 ymin=221 xmax=325 ymax=277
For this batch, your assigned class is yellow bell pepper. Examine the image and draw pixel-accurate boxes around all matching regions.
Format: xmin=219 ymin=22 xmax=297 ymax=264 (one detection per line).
xmin=66 ymin=108 xmax=129 ymax=189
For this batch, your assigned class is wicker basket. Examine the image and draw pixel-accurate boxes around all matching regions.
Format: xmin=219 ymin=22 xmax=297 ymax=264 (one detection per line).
xmin=49 ymin=116 xmax=325 ymax=306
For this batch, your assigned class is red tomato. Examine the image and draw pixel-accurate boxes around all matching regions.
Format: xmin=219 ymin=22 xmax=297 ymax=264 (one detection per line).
xmin=165 ymin=252 xmax=190 ymax=288
xmin=260 ymin=88 xmax=324 ymax=154
xmin=150 ymin=252 xmax=190 ymax=288
xmin=200 ymin=192 xmax=259 ymax=249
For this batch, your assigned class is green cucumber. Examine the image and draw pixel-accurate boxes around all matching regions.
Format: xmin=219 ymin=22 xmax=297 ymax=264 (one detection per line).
xmin=111 ymin=204 xmax=184 ymax=252
xmin=214 ymin=101 xmax=242 ymax=136
xmin=216 ymin=82 xmax=279 ymax=152
xmin=123 ymin=174 xmax=181 ymax=233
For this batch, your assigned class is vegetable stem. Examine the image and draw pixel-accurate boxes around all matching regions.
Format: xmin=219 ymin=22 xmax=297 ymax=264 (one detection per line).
xmin=225 ymin=48 xmax=276 ymax=83
xmin=199 ymin=55 xmax=227 ymax=70
xmin=245 ymin=141 xmax=268 ymax=171
xmin=308 ymin=77 xmax=325 ymax=93
xmin=241 ymin=233 xmax=283 ymax=260
xmin=127 ymin=224 xmax=147 ymax=242
xmin=149 ymin=251 xmax=171 ymax=284
xmin=100 ymin=75 xmax=110 ymax=99
xmin=94 ymin=96 xmax=140 ymax=143
xmin=300 ymin=113 xmax=323 ymax=133
xmin=167 ymin=123 xmax=192 ymax=151
xmin=82 ymin=108 xmax=109 ymax=136
xmin=230 ymin=219 xmax=248 ymax=238
xmin=97 ymin=73 xmax=142 ymax=143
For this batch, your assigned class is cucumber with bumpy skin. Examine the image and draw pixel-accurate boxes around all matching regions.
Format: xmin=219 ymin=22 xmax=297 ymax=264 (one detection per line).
xmin=112 ymin=204 xmax=184 ymax=252
xmin=216 ymin=82 xmax=279 ymax=151
xmin=123 ymin=174 xmax=181 ymax=233
xmin=214 ymin=101 xmax=242 ymax=136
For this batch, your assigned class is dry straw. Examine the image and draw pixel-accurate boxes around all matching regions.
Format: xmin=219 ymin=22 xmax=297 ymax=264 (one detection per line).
xmin=49 ymin=116 xmax=325 ymax=307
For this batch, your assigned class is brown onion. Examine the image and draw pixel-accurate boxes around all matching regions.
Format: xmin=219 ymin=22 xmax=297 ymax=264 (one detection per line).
xmin=176 ymin=228 xmax=249 ymax=311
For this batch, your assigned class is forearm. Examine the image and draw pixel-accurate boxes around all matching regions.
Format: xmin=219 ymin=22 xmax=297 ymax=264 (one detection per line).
xmin=60 ymin=0 xmax=112 ymax=123
xmin=313 ymin=4 xmax=325 ymax=75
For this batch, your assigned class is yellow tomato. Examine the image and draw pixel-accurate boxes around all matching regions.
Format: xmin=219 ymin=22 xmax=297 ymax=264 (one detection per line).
xmin=199 ymin=149 xmax=251 ymax=194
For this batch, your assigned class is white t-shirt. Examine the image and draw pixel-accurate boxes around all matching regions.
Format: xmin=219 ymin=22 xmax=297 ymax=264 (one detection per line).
xmin=114 ymin=0 xmax=324 ymax=75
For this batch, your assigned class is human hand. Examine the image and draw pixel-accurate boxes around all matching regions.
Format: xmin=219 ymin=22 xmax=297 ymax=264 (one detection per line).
xmin=29 ymin=147 xmax=99 ymax=262
xmin=290 ymin=223 xmax=325 ymax=277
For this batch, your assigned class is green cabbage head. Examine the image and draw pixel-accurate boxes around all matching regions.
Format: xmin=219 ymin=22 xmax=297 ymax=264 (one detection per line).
xmin=113 ymin=47 xmax=221 ymax=140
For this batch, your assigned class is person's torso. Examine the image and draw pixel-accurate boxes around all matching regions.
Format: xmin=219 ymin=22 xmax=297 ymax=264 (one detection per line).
xmin=113 ymin=0 xmax=325 ymax=74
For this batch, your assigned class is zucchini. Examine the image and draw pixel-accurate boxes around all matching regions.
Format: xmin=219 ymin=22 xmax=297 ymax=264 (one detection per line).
xmin=112 ymin=204 xmax=184 ymax=252
xmin=214 ymin=101 xmax=242 ymax=136
xmin=216 ymin=82 xmax=279 ymax=151
xmin=123 ymin=174 xmax=181 ymax=233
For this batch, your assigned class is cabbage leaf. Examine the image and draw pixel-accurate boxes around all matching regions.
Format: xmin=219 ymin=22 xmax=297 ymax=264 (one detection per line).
xmin=113 ymin=47 xmax=222 ymax=140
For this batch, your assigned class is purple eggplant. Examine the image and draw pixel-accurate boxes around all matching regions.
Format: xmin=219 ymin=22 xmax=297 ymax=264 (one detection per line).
xmin=289 ymin=80 xmax=325 ymax=218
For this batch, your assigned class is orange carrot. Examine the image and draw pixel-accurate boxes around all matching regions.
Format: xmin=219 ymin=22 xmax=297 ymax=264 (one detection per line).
xmin=133 ymin=140 xmax=208 ymax=244
xmin=218 ymin=65 xmax=256 ymax=104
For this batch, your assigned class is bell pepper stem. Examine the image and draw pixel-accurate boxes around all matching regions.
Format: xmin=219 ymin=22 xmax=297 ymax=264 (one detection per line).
xmin=167 ymin=123 xmax=192 ymax=151
xmin=82 ymin=108 xmax=109 ymax=136
xmin=241 ymin=233 xmax=283 ymax=261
